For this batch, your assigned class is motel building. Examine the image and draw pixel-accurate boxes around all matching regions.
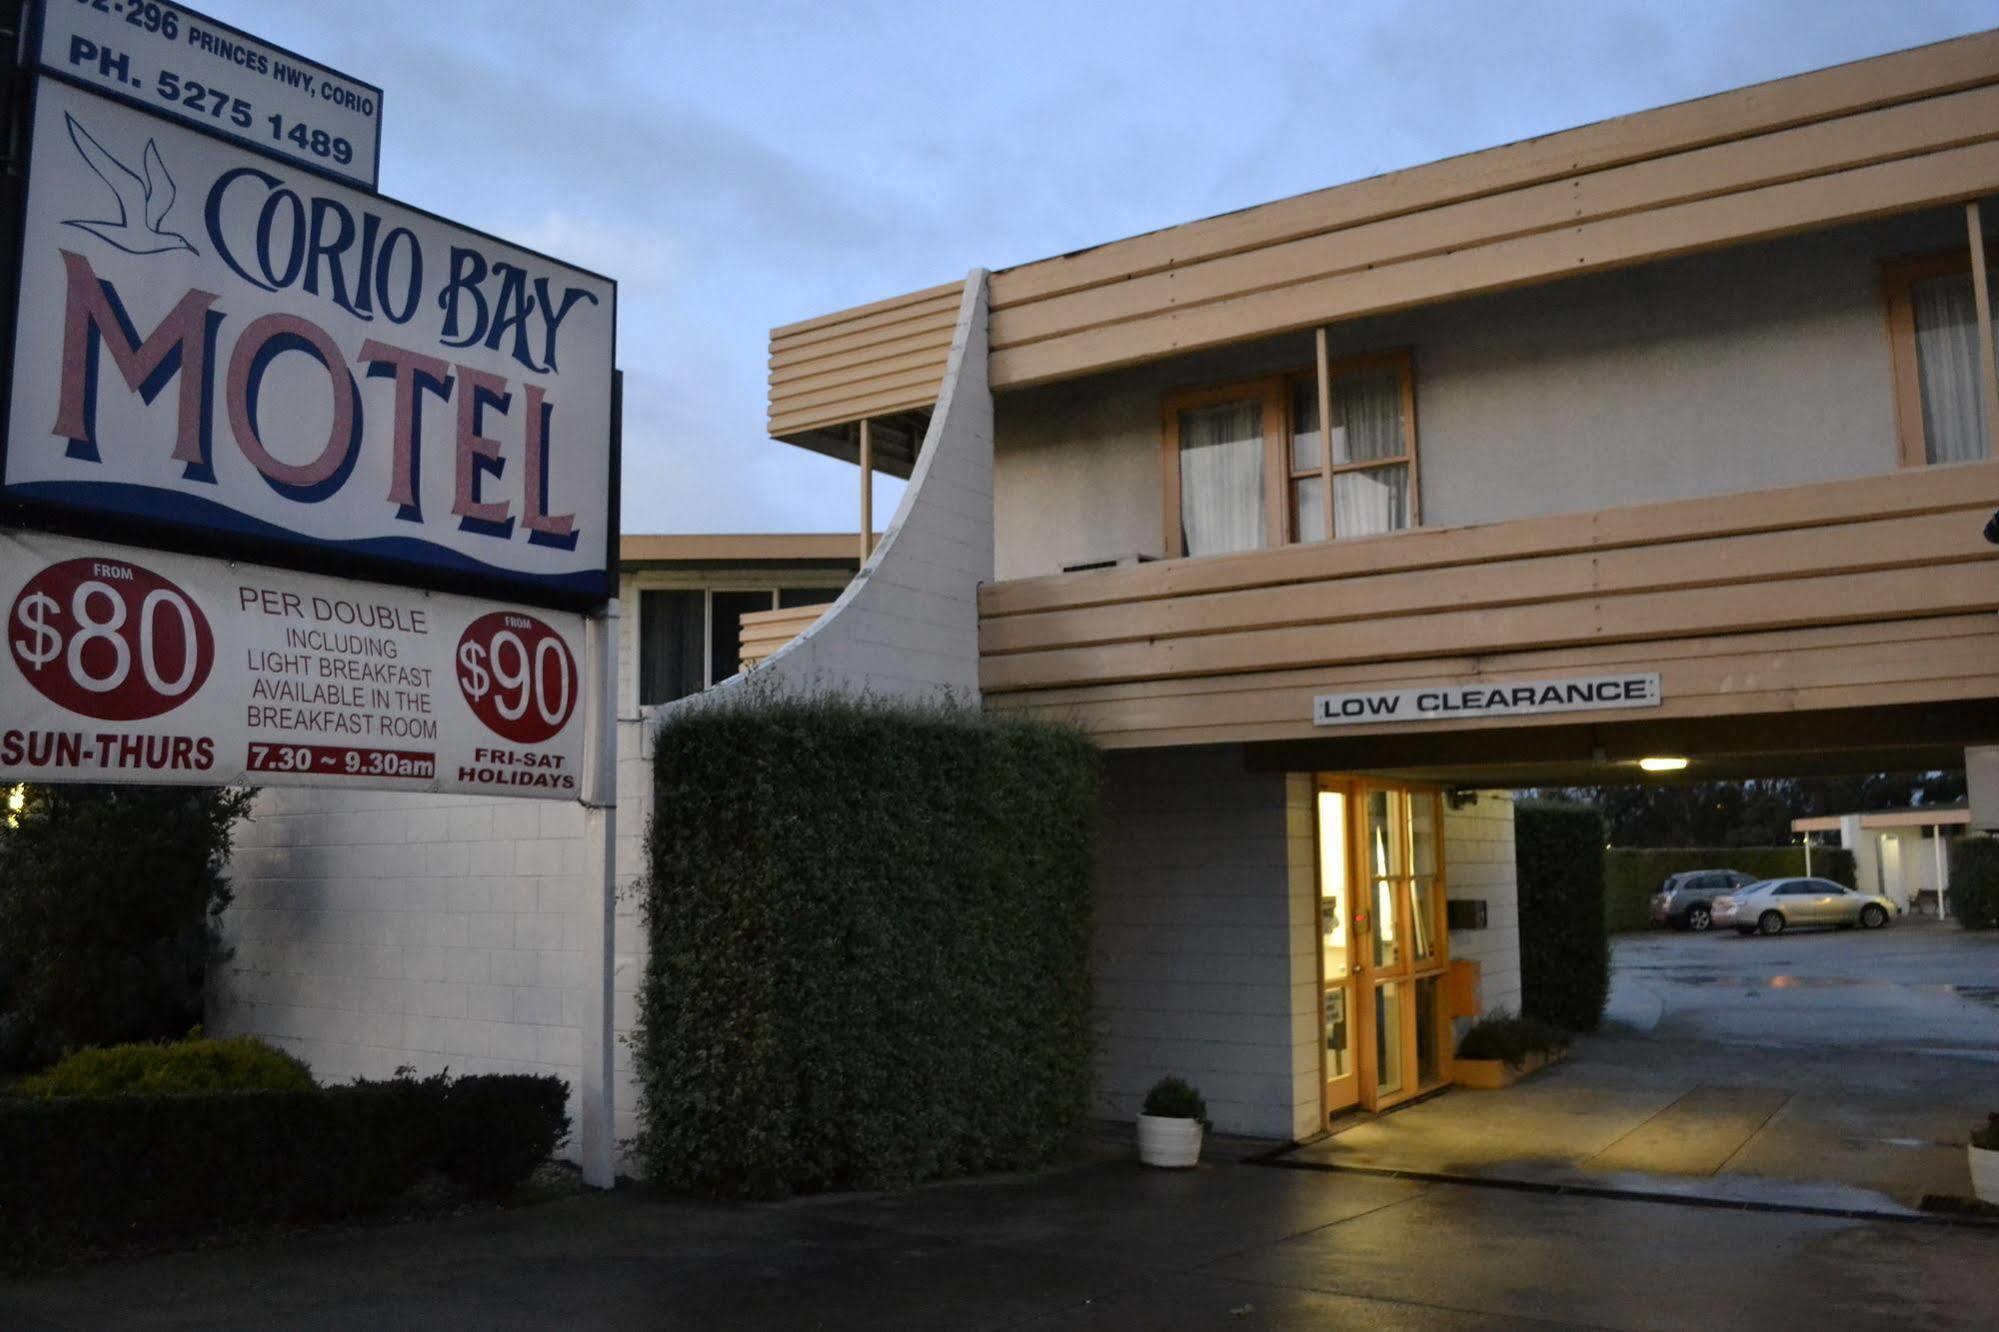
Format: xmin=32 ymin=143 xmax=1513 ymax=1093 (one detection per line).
xmin=217 ymin=31 xmax=1999 ymax=1148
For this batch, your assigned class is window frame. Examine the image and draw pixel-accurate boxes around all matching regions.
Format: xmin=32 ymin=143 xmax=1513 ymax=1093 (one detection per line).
xmin=1881 ymin=244 xmax=1998 ymax=468
xmin=1160 ymin=345 xmax=1419 ymax=559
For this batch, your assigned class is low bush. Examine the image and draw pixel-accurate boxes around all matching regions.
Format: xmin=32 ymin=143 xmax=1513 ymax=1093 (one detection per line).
xmin=1516 ymin=803 xmax=1610 ymax=1033
xmin=10 ymin=1036 xmax=313 ymax=1098
xmin=1948 ymin=837 xmax=1999 ymax=930
xmin=435 ymin=1074 xmax=572 ymax=1196
xmin=1603 ymin=846 xmax=1857 ymax=933
xmin=0 ymin=1070 xmax=568 ymax=1259
xmin=1140 ymin=1076 xmax=1207 ymax=1125
xmin=1971 ymin=1113 xmax=1999 ymax=1151
xmin=1456 ymin=1012 xmax=1571 ymax=1068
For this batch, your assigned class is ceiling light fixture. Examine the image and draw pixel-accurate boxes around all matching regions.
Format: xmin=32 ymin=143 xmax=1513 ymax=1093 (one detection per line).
xmin=1638 ymin=756 xmax=1689 ymax=773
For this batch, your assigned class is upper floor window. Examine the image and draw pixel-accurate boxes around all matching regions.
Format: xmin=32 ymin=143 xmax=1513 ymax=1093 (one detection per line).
xmin=1883 ymin=249 xmax=1996 ymax=466
xmin=1163 ymin=348 xmax=1417 ymax=559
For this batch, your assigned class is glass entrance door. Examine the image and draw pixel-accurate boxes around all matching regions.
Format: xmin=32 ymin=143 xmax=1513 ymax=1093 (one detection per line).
xmin=1319 ymin=779 xmax=1452 ymax=1119
xmin=1317 ymin=789 xmax=1358 ymax=1113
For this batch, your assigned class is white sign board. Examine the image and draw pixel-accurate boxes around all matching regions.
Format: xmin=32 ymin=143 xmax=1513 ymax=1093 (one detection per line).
xmin=1313 ymin=674 xmax=1662 ymax=727
xmin=4 ymin=80 xmax=616 ymax=606
xmin=0 ymin=529 xmax=586 ymax=798
xmin=36 ymin=0 xmax=382 ymax=188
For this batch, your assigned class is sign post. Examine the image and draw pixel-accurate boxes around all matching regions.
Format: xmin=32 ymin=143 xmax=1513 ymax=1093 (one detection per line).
xmin=2 ymin=2 xmax=623 ymax=1184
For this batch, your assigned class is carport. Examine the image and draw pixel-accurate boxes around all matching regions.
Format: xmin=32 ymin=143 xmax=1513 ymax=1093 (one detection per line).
xmin=1793 ymin=805 xmax=1971 ymax=918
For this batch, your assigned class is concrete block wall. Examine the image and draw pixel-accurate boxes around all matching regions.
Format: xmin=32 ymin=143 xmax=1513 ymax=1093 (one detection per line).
xmin=211 ymin=718 xmax=650 ymax=1161
xmin=1093 ymin=745 xmax=1307 ymax=1140
xmin=1442 ymin=791 xmax=1521 ymax=1019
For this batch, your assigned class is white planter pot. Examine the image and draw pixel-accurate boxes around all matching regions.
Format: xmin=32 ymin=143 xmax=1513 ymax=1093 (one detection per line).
xmin=1136 ymin=1113 xmax=1203 ymax=1169
xmin=1970 ymin=1143 xmax=1999 ymax=1204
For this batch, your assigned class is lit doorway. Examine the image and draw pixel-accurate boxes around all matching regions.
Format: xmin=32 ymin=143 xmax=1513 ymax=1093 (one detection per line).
xmin=1318 ymin=778 xmax=1453 ymax=1118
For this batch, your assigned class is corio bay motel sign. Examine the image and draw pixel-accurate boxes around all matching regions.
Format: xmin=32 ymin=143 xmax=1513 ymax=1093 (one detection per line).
xmin=0 ymin=0 xmax=624 ymax=1183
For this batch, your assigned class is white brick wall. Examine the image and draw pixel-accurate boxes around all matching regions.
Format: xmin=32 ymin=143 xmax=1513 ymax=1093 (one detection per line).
xmin=1443 ymin=791 xmax=1521 ymax=1018
xmin=1093 ymin=746 xmax=1309 ymax=1140
xmin=211 ymin=717 xmax=650 ymax=1166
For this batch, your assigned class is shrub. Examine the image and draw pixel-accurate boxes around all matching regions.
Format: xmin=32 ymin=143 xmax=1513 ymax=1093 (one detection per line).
xmin=1948 ymin=836 xmax=1999 ymax=930
xmin=1140 ymin=1076 xmax=1207 ymax=1125
xmin=434 ymin=1073 xmax=571 ymax=1196
xmin=1516 ymin=802 xmax=1609 ymax=1032
xmin=635 ymin=692 xmax=1100 ymax=1198
xmin=10 ymin=1036 xmax=313 ymax=1098
xmin=0 ymin=1085 xmax=428 ymax=1254
xmin=0 ymin=784 xmax=255 ymax=1073
xmin=0 ymin=1070 xmax=568 ymax=1259
xmin=1603 ymin=846 xmax=1857 ymax=933
xmin=1455 ymin=1012 xmax=1570 ymax=1067
xmin=1972 ymin=1113 xmax=1999 ymax=1151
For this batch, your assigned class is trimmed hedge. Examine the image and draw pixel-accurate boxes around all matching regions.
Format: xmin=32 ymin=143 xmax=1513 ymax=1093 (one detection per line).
xmin=1949 ymin=836 xmax=1999 ymax=930
xmin=636 ymin=693 xmax=1100 ymax=1198
xmin=11 ymin=1035 xmax=313 ymax=1098
xmin=1456 ymin=1012 xmax=1570 ymax=1067
xmin=0 ymin=1071 xmax=569 ymax=1258
xmin=1515 ymin=802 xmax=1609 ymax=1033
xmin=1604 ymin=846 xmax=1857 ymax=933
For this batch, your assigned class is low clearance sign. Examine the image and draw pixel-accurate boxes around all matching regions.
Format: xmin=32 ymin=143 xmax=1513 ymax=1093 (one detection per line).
xmin=4 ymin=79 xmax=615 ymax=605
xmin=1313 ymin=674 xmax=1662 ymax=727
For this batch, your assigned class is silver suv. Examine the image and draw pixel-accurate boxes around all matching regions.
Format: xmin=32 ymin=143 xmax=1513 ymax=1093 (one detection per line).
xmin=1650 ymin=869 xmax=1759 ymax=933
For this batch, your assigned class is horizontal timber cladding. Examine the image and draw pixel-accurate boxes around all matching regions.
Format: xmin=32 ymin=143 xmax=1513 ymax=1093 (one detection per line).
xmin=975 ymin=461 xmax=1999 ymax=748
xmin=983 ymin=31 xmax=1999 ymax=388
xmin=737 ymin=602 xmax=830 ymax=669
xmin=764 ymin=28 xmax=1999 ymax=430
xmin=768 ymin=282 xmax=963 ymax=436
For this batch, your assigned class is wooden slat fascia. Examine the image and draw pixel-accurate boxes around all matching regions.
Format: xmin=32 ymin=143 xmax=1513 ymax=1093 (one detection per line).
xmin=979 ymin=560 xmax=1999 ymax=693
xmin=771 ymin=352 xmax=952 ymax=405
xmin=987 ymin=29 xmax=1999 ymax=310
xmin=1047 ymin=674 xmax=1999 ymax=752
xmin=978 ymin=459 xmax=1999 ymax=619
xmin=990 ymin=84 xmax=1999 ymax=352
xmin=772 ymin=291 xmax=962 ymax=354
xmin=767 ymin=358 xmax=947 ymax=410
xmin=1042 ymin=629 xmax=1999 ymax=727
xmin=982 ymin=615 xmax=1999 ymax=710
xmin=770 ymin=388 xmax=943 ymax=437
xmin=990 ymin=137 xmax=1999 ymax=389
xmin=979 ymin=508 xmax=1988 ymax=658
xmin=769 ymin=367 xmax=949 ymax=419
xmin=769 ymin=310 xmax=960 ymax=374
xmin=771 ymin=280 xmax=961 ymax=340
xmin=769 ymin=321 xmax=957 ymax=375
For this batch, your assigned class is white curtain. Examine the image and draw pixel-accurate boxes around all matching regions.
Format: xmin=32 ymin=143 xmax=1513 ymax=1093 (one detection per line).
xmin=1912 ymin=273 xmax=1994 ymax=464
xmin=1331 ymin=368 xmax=1403 ymax=464
xmin=1334 ymin=466 xmax=1408 ymax=537
xmin=1179 ymin=401 xmax=1264 ymax=555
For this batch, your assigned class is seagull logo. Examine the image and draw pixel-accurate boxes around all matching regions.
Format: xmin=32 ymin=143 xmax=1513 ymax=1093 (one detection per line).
xmin=60 ymin=113 xmax=197 ymax=257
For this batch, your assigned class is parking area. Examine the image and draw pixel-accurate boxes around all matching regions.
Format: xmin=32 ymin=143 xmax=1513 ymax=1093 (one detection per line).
xmin=1284 ymin=919 xmax=1999 ymax=1209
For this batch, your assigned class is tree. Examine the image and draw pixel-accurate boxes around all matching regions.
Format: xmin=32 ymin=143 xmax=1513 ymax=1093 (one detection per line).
xmin=1543 ymin=771 xmax=1965 ymax=848
xmin=0 ymin=784 xmax=255 ymax=1073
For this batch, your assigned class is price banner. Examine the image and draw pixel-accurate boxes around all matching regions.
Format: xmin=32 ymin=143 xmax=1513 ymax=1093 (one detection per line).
xmin=0 ymin=529 xmax=586 ymax=798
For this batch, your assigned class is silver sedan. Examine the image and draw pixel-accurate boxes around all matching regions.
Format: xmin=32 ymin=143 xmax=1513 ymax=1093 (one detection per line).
xmin=1710 ymin=878 xmax=1901 ymax=936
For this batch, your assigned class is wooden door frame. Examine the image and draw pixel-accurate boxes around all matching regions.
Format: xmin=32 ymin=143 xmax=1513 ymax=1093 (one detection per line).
xmin=1317 ymin=777 xmax=1453 ymax=1123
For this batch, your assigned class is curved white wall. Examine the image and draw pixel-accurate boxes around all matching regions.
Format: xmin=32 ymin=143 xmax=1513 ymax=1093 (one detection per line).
xmin=705 ymin=271 xmax=993 ymax=704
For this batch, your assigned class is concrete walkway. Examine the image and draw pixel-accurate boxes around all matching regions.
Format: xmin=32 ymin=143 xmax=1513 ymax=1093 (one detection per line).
xmin=1284 ymin=920 xmax=1999 ymax=1210
xmin=3 ymin=1157 xmax=1996 ymax=1330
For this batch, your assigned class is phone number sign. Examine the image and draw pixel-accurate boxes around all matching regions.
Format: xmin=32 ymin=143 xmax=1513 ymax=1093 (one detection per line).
xmin=37 ymin=0 xmax=382 ymax=187
xmin=0 ymin=529 xmax=585 ymax=798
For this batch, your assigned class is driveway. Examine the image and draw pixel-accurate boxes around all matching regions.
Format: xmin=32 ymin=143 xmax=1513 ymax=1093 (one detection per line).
xmin=1284 ymin=919 xmax=1999 ymax=1209
xmin=3 ymin=1158 xmax=1996 ymax=1330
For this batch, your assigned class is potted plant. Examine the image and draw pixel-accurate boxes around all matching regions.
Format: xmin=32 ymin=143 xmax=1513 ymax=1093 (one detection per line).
xmin=1452 ymin=1012 xmax=1571 ymax=1090
xmin=1971 ymin=1113 xmax=1999 ymax=1204
xmin=1137 ymin=1076 xmax=1207 ymax=1168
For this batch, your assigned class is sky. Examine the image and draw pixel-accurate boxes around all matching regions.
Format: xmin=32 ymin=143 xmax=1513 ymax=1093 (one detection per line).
xmin=213 ymin=0 xmax=1999 ymax=537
